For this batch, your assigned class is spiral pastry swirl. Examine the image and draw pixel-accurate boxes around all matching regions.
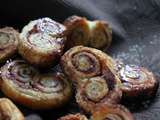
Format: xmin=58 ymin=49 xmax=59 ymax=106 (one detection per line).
xmin=0 ymin=60 xmax=72 ymax=109
xmin=19 ymin=17 xmax=66 ymax=67
xmin=91 ymin=104 xmax=134 ymax=120
xmin=117 ymin=64 xmax=159 ymax=99
xmin=61 ymin=46 xmax=119 ymax=85
xmin=76 ymin=74 xmax=121 ymax=113
xmin=58 ymin=113 xmax=88 ymax=120
xmin=0 ymin=98 xmax=24 ymax=120
xmin=0 ymin=27 xmax=19 ymax=63
xmin=64 ymin=15 xmax=112 ymax=49
xmin=61 ymin=46 xmax=122 ymax=113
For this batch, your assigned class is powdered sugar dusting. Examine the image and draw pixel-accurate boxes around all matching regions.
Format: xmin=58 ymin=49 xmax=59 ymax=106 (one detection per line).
xmin=113 ymin=44 xmax=146 ymax=65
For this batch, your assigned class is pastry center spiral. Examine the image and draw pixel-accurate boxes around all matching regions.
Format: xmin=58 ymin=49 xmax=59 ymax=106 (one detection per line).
xmin=9 ymin=63 xmax=37 ymax=83
xmin=34 ymin=74 xmax=65 ymax=93
xmin=120 ymin=65 xmax=141 ymax=82
xmin=5 ymin=61 xmax=38 ymax=89
xmin=104 ymin=114 xmax=123 ymax=120
xmin=85 ymin=77 xmax=108 ymax=102
xmin=27 ymin=18 xmax=64 ymax=51
xmin=28 ymin=33 xmax=60 ymax=50
xmin=72 ymin=52 xmax=100 ymax=73
xmin=0 ymin=32 xmax=12 ymax=49
xmin=0 ymin=32 xmax=10 ymax=44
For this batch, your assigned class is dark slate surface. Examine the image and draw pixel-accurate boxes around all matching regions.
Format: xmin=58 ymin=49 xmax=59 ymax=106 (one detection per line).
xmin=0 ymin=0 xmax=160 ymax=119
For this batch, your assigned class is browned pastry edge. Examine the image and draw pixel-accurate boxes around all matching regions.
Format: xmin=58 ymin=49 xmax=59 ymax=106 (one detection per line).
xmin=19 ymin=18 xmax=66 ymax=68
xmin=117 ymin=64 xmax=159 ymax=99
xmin=63 ymin=15 xmax=112 ymax=49
xmin=89 ymin=20 xmax=112 ymax=49
xmin=91 ymin=104 xmax=134 ymax=120
xmin=61 ymin=46 xmax=120 ymax=86
xmin=0 ymin=27 xmax=19 ymax=63
xmin=64 ymin=15 xmax=90 ymax=49
xmin=0 ymin=98 xmax=24 ymax=120
xmin=64 ymin=15 xmax=87 ymax=28
xmin=0 ymin=60 xmax=72 ymax=109
xmin=61 ymin=46 xmax=122 ymax=113
xmin=58 ymin=113 xmax=88 ymax=120
xmin=75 ymin=74 xmax=122 ymax=113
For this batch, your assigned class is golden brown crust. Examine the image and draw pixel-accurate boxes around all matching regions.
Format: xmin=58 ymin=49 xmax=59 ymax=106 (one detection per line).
xmin=116 ymin=64 xmax=159 ymax=99
xmin=64 ymin=16 xmax=90 ymax=49
xmin=76 ymin=75 xmax=121 ymax=113
xmin=63 ymin=15 xmax=112 ymax=49
xmin=58 ymin=113 xmax=88 ymax=120
xmin=89 ymin=20 xmax=112 ymax=49
xmin=19 ymin=17 xmax=66 ymax=68
xmin=0 ymin=98 xmax=24 ymax=120
xmin=61 ymin=46 xmax=120 ymax=85
xmin=91 ymin=104 xmax=134 ymax=120
xmin=61 ymin=46 xmax=122 ymax=113
xmin=0 ymin=27 xmax=19 ymax=63
xmin=0 ymin=60 xmax=72 ymax=109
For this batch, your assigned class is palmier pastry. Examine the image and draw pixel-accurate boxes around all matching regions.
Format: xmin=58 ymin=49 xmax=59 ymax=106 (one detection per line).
xmin=76 ymin=75 xmax=121 ymax=113
xmin=64 ymin=15 xmax=112 ymax=49
xmin=117 ymin=63 xmax=159 ymax=99
xmin=91 ymin=104 xmax=134 ymax=120
xmin=0 ymin=60 xmax=72 ymax=109
xmin=0 ymin=27 xmax=19 ymax=63
xmin=19 ymin=17 xmax=66 ymax=67
xmin=0 ymin=98 xmax=24 ymax=120
xmin=61 ymin=46 xmax=120 ymax=85
xmin=61 ymin=46 xmax=122 ymax=113
xmin=58 ymin=113 xmax=88 ymax=120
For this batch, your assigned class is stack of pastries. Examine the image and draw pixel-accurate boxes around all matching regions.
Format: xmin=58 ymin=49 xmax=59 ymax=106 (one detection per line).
xmin=0 ymin=16 xmax=158 ymax=120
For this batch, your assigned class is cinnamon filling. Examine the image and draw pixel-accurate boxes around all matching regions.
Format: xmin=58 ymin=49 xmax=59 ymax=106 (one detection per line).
xmin=72 ymin=51 xmax=100 ymax=74
xmin=84 ymin=77 xmax=108 ymax=102
xmin=33 ymin=74 xmax=66 ymax=93
xmin=6 ymin=61 xmax=38 ymax=89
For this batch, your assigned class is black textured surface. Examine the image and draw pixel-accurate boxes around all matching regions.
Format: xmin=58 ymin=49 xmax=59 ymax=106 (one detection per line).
xmin=0 ymin=0 xmax=160 ymax=120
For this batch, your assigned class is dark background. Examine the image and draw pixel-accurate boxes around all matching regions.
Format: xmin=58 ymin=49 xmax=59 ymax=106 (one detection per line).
xmin=0 ymin=0 xmax=160 ymax=119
